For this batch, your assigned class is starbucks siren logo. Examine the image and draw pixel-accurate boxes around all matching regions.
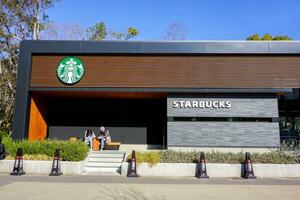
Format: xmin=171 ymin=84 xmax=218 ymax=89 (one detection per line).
xmin=57 ymin=56 xmax=85 ymax=84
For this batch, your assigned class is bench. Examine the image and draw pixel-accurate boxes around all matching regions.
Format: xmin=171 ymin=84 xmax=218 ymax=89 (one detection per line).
xmin=105 ymin=142 xmax=121 ymax=150
xmin=92 ymin=139 xmax=121 ymax=151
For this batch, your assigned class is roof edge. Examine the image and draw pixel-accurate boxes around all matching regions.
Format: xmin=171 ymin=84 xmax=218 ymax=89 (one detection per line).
xmin=20 ymin=40 xmax=300 ymax=54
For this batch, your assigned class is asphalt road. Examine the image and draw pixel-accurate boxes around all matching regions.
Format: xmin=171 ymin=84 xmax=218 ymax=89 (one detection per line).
xmin=1 ymin=174 xmax=300 ymax=200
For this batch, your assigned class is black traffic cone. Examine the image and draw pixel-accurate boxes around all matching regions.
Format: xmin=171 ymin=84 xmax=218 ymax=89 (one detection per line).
xmin=196 ymin=152 xmax=209 ymax=178
xmin=49 ymin=149 xmax=63 ymax=176
xmin=10 ymin=148 xmax=25 ymax=176
xmin=243 ymin=152 xmax=256 ymax=179
xmin=127 ymin=150 xmax=139 ymax=177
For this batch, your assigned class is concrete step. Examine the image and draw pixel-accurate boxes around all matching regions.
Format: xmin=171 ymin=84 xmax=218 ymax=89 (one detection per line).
xmin=87 ymin=157 xmax=124 ymax=163
xmin=83 ymin=171 xmax=121 ymax=176
xmin=84 ymin=150 xmax=125 ymax=175
xmin=90 ymin=150 xmax=126 ymax=154
xmin=88 ymin=153 xmax=125 ymax=159
xmin=85 ymin=162 xmax=122 ymax=168
xmin=84 ymin=166 xmax=121 ymax=174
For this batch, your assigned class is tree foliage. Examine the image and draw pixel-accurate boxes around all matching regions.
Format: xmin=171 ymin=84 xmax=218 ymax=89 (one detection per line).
xmin=87 ymin=22 xmax=139 ymax=40
xmin=272 ymin=35 xmax=292 ymax=40
xmin=0 ymin=1 xmax=139 ymax=132
xmin=246 ymin=34 xmax=260 ymax=41
xmin=87 ymin=21 xmax=107 ymax=40
xmin=261 ymin=33 xmax=273 ymax=40
xmin=40 ymin=22 xmax=88 ymax=40
xmin=247 ymin=33 xmax=292 ymax=41
xmin=0 ymin=0 xmax=57 ymax=132
xmin=41 ymin=21 xmax=139 ymax=41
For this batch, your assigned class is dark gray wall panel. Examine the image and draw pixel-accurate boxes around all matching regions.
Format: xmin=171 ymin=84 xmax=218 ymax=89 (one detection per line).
xmin=12 ymin=45 xmax=31 ymax=140
xmin=167 ymin=122 xmax=280 ymax=147
xmin=48 ymin=126 xmax=147 ymax=144
xmin=167 ymin=98 xmax=278 ymax=118
xmin=22 ymin=40 xmax=300 ymax=54
xmin=269 ymin=42 xmax=300 ymax=53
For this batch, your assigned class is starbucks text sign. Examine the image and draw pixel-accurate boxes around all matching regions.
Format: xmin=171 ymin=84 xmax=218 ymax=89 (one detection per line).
xmin=172 ymin=100 xmax=231 ymax=109
xmin=167 ymin=97 xmax=278 ymax=118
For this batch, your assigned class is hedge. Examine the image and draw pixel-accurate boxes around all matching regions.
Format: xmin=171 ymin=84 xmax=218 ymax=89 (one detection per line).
xmin=0 ymin=130 xmax=9 ymax=140
xmin=160 ymin=150 xmax=299 ymax=164
xmin=127 ymin=149 xmax=300 ymax=165
xmin=2 ymin=137 xmax=89 ymax=161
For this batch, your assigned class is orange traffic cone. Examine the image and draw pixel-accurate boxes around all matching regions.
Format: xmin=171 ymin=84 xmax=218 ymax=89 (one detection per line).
xmin=127 ymin=150 xmax=139 ymax=177
xmin=243 ymin=152 xmax=256 ymax=179
xmin=49 ymin=149 xmax=63 ymax=176
xmin=10 ymin=148 xmax=25 ymax=176
xmin=196 ymin=152 xmax=209 ymax=178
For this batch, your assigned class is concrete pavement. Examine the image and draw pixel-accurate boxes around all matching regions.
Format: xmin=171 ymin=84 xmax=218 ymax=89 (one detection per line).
xmin=1 ymin=175 xmax=300 ymax=200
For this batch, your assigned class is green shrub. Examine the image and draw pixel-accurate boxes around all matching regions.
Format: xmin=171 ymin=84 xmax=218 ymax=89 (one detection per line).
xmin=0 ymin=130 xmax=9 ymax=140
xmin=159 ymin=150 xmax=199 ymax=163
xmin=160 ymin=150 xmax=299 ymax=164
xmin=5 ymin=154 xmax=52 ymax=160
xmin=251 ymin=152 xmax=298 ymax=164
xmin=127 ymin=150 xmax=300 ymax=164
xmin=127 ymin=151 xmax=161 ymax=166
xmin=205 ymin=151 xmax=244 ymax=164
xmin=2 ymin=137 xmax=89 ymax=161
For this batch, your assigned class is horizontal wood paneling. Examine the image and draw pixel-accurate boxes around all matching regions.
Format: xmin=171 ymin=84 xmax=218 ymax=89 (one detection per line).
xmin=31 ymin=55 xmax=300 ymax=88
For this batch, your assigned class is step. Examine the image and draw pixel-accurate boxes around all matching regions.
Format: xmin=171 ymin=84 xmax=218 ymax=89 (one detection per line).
xmin=87 ymin=157 xmax=124 ymax=163
xmin=88 ymin=153 xmax=125 ymax=159
xmin=83 ymin=171 xmax=121 ymax=176
xmin=84 ymin=166 xmax=121 ymax=174
xmin=90 ymin=150 xmax=126 ymax=154
xmin=85 ymin=162 xmax=122 ymax=168
xmin=84 ymin=150 xmax=125 ymax=175
xmin=83 ymin=169 xmax=121 ymax=175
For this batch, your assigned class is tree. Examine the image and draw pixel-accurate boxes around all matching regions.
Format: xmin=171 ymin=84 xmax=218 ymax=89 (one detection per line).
xmin=272 ymin=35 xmax=292 ymax=40
xmin=163 ymin=22 xmax=188 ymax=40
xmin=109 ymin=27 xmax=139 ymax=40
xmin=261 ymin=33 xmax=273 ymax=40
xmin=87 ymin=22 xmax=139 ymax=40
xmin=247 ymin=33 xmax=292 ymax=41
xmin=40 ymin=22 xmax=88 ymax=40
xmin=0 ymin=0 xmax=57 ymax=132
xmin=87 ymin=21 xmax=107 ymax=40
xmin=246 ymin=34 xmax=260 ymax=41
xmin=0 ymin=2 xmax=139 ymax=132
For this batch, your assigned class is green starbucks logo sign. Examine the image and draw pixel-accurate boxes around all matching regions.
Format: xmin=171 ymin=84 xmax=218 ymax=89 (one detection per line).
xmin=57 ymin=56 xmax=85 ymax=85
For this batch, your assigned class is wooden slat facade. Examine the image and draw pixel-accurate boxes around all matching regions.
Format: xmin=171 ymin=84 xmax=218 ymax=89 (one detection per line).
xmin=31 ymin=55 xmax=300 ymax=88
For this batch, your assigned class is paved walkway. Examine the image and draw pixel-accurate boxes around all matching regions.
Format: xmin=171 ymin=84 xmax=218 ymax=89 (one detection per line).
xmin=1 ymin=175 xmax=300 ymax=200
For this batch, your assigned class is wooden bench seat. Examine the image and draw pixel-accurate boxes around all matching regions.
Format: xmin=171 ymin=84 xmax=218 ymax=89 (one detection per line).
xmin=105 ymin=142 xmax=121 ymax=150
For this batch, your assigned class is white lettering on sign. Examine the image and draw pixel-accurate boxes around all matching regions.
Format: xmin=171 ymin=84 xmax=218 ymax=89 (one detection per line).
xmin=172 ymin=100 xmax=231 ymax=109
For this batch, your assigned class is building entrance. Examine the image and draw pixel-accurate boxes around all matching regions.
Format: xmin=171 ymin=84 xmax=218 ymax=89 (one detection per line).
xmin=28 ymin=92 xmax=167 ymax=146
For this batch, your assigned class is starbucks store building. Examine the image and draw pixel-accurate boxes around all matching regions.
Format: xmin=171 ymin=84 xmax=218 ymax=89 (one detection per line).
xmin=12 ymin=41 xmax=300 ymax=150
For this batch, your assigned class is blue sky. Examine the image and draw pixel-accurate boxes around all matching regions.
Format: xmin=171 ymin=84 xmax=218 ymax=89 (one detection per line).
xmin=47 ymin=0 xmax=300 ymax=40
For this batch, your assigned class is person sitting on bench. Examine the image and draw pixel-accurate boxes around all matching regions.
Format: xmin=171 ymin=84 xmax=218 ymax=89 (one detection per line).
xmin=84 ymin=129 xmax=95 ymax=149
xmin=98 ymin=126 xmax=111 ymax=151
xmin=105 ymin=129 xmax=111 ymax=144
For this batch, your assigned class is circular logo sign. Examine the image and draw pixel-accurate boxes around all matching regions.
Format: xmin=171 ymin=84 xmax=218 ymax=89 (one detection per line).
xmin=57 ymin=56 xmax=85 ymax=85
